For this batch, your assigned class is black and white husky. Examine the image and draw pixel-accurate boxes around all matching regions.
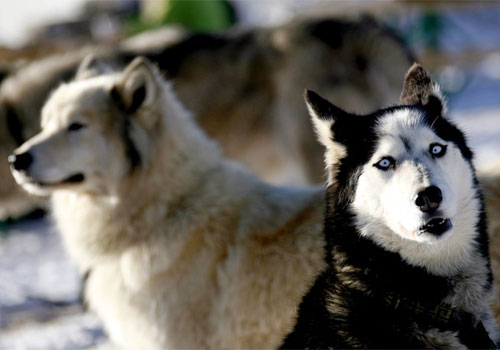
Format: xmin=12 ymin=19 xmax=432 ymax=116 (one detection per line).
xmin=282 ymin=64 xmax=499 ymax=349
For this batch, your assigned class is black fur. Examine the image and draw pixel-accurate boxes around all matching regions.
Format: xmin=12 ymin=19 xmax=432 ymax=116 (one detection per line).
xmin=307 ymin=19 xmax=348 ymax=49
xmin=109 ymin=86 xmax=142 ymax=171
xmin=127 ymin=85 xmax=147 ymax=114
xmin=306 ymin=17 xmax=415 ymax=66
xmin=4 ymin=104 xmax=24 ymax=146
xmin=0 ymin=69 xmax=10 ymax=84
xmin=120 ymin=32 xmax=232 ymax=77
xmin=120 ymin=117 xmax=141 ymax=171
xmin=282 ymin=95 xmax=496 ymax=349
xmin=81 ymin=269 xmax=91 ymax=311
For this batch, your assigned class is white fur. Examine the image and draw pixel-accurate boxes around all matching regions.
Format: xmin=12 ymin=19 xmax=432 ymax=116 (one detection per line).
xmin=352 ymin=109 xmax=479 ymax=275
xmin=307 ymin=104 xmax=346 ymax=187
xmin=347 ymin=106 xmax=498 ymax=342
xmin=10 ymin=59 xmax=326 ymax=349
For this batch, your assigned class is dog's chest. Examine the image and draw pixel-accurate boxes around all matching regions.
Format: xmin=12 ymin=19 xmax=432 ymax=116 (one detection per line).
xmin=86 ymin=246 xmax=221 ymax=349
xmin=329 ymin=241 xmax=494 ymax=346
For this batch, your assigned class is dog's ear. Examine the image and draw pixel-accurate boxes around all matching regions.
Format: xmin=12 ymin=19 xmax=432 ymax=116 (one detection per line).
xmin=111 ymin=57 xmax=158 ymax=115
xmin=305 ymin=90 xmax=350 ymax=184
xmin=305 ymin=90 xmax=352 ymax=148
xmin=75 ymin=54 xmax=110 ymax=80
xmin=400 ymin=63 xmax=445 ymax=115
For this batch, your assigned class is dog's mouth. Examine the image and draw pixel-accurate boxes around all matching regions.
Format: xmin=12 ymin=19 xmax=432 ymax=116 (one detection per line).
xmin=18 ymin=173 xmax=86 ymax=188
xmin=419 ymin=218 xmax=453 ymax=237
xmin=12 ymin=171 xmax=86 ymax=196
xmin=37 ymin=173 xmax=85 ymax=187
xmin=62 ymin=173 xmax=85 ymax=184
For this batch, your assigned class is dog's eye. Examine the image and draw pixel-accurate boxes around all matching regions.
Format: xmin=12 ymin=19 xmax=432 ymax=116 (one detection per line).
xmin=430 ymin=143 xmax=447 ymax=158
xmin=374 ymin=157 xmax=395 ymax=171
xmin=68 ymin=122 xmax=86 ymax=132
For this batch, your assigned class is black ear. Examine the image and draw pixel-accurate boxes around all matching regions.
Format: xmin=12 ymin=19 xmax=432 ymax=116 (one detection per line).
xmin=305 ymin=89 xmax=354 ymax=149
xmin=401 ymin=64 xmax=446 ymax=117
xmin=305 ymin=90 xmax=351 ymax=121
xmin=0 ymin=62 xmax=13 ymax=84
xmin=305 ymin=90 xmax=355 ymax=184
xmin=400 ymin=63 xmax=434 ymax=105
xmin=111 ymin=57 xmax=159 ymax=115
xmin=75 ymin=54 xmax=110 ymax=80
xmin=400 ymin=63 xmax=446 ymax=117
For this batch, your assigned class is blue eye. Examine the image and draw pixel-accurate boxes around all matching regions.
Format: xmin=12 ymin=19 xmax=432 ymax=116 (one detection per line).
xmin=68 ymin=122 xmax=86 ymax=132
xmin=430 ymin=143 xmax=447 ymax=158
xmin=374 ymin=157 xmax=395 ymax=171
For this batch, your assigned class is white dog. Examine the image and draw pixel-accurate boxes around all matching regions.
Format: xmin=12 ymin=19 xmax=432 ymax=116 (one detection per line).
xmin=10 ymin=56 xmax=325 ymax=349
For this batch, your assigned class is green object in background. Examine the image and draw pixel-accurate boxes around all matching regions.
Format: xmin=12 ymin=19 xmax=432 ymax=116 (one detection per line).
xmin=420 ymin=13 xmax=442 ymax=51
xmin=399 ymin=11 xmax=444 ymax=53
xmin=127 ymin=0 xmax=235 ymax=34
xmin=163 ymin=0 xmax=234 ymax=32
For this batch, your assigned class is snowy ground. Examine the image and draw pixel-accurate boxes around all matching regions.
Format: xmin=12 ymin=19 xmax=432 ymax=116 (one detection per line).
xmin=0 ymin=218 xmax=106 ymax=349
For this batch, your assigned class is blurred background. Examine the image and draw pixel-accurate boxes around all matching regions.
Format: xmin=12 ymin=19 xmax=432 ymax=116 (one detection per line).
xmin=0 ymin=1 xmax=499 ymax=349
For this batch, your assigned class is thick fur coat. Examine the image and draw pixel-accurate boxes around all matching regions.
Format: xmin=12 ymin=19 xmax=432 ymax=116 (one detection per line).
xmin=282 ymin=64 xmax=499 ymax=349
xmin=10 ymin=57 xmax=326 ymax=349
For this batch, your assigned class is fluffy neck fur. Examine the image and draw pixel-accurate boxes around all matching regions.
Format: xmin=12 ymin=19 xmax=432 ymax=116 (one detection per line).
xmin=49 ymin=77 xmax=326 ymax=348
xmin=51 ymin=81 xmax=222 ymax=270
xmin=325 ymin=183 xmax=493 ymax=317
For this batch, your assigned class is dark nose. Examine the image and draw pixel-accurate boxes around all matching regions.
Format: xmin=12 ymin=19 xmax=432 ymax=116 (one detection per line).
xmin=415 ymin=186 xmax=442 ymax=213
xmin=8 ymin=152 xmax=33 ymax=171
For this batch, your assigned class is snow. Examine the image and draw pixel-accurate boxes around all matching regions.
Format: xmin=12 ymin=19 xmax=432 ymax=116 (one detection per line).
xmin=0 ymin=312 xmax=105 ymax=350
xmin=0 ymin=219 xmax=79 ymax=310
xmin=0 ymin=218 xmax=106 ymax=349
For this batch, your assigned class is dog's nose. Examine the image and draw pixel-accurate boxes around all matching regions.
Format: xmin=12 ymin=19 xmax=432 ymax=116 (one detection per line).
xmin=415 ymin=186 xmax=442 ymax=213
xmin=8 ymin=152 xmax=33 ymax=171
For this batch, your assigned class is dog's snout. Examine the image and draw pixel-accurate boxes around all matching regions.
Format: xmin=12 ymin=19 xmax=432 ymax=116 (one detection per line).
xmin=8 ymin=152 xmax=33 ymax=171
xmin=415 ymin=185 xmax=442 ymax=213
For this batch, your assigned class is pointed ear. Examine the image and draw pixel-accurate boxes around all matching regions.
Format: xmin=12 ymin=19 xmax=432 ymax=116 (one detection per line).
xmin=111 ymin=56 xmax=159 ymax=114
xmin=305 ymin=90 xmax=349 ymax=186
xmin=305 ymin=90 xmax=350 ymax=148
xmin=400 ymin=63 xmax=445 ymax=114
xmin=75 ymin=54 xmax=110 ymax=80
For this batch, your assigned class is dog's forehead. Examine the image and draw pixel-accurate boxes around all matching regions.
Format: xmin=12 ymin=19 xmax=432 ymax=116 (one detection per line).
xmin=42 ymin=76 xmax=116 ymax=123
xmin=374 ymin=108 xmax=437 ymax=151
xmin=376 ymin=108 xmax=424 ymax=135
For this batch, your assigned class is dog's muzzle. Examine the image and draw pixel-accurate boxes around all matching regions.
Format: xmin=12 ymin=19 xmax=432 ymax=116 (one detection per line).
xmin=9 ymin=151 xmax=86 ymax=187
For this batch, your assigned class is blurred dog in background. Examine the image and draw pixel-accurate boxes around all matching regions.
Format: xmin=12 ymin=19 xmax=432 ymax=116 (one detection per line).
xmin=0 ymin=16 xmax=412 ymax=220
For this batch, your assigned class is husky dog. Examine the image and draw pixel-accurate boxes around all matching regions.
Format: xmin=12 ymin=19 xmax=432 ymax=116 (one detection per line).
xmin=282 ymin=64 xmax=499 ymax=349
xmin=0 ymin=17 xmax=413 ymax=219
xmin=9 ymin=57 xmax=326 ymax=349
